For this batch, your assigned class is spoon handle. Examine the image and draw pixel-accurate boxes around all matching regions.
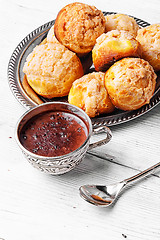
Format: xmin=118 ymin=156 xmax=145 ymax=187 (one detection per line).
xmin=123 ymin=162 xmax=160 ymax=185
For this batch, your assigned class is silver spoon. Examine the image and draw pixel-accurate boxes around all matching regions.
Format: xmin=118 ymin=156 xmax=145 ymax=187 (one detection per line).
xmin=79 ymin=162 xmax=160 ymax=207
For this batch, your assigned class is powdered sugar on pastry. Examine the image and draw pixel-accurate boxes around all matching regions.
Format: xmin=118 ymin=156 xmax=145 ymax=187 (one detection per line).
xmin=105 ymin=58 xmax=157 ymax=111
xmin=68 ymin=72 xmax=115 ymax=117
xmin=136 ymin=23 xmax=160 ymax=71
xmin=23 ymin=41 xmax=83 ymax=98
xmin=105 ymin=13 xmax=139 ymax=37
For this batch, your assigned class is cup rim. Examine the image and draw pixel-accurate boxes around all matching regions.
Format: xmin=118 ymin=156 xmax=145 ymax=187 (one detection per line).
xmin=15 ymin=102 xmax=93 ymax=160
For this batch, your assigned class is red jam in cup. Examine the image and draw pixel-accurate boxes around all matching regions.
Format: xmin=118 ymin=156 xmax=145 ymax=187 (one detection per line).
xmin=19 ymin=111 xmax=88 ymax=157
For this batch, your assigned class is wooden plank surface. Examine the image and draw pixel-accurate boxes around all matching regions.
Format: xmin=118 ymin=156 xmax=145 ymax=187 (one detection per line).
xmin=0 ymin=0 xmax=160 ymax=239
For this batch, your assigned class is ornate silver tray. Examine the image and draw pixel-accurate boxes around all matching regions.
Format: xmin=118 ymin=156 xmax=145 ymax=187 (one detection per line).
xmin=8 ymin=12 xmax=160 ymax=127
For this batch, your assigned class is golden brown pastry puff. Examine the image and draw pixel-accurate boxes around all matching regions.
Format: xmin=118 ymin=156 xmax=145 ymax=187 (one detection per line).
xmin=105 ymin=13 xmax=139 ymax=37
xmin=23 ymin=41 xmax=83 ymax=99
xmin=136 ymin=23 xmax=160 ymax=72
xmin=47 ymin=25 xmax=93 ymax=73
xmin=92 ymin=30 xmax=141 ymax=71
xmin=54 ymin=2 xmax=106 ymax=56
xmin=68 ymin=72 xmax=115 ymax=118
xmin=105 ymin=58 xmax=157 ymax=111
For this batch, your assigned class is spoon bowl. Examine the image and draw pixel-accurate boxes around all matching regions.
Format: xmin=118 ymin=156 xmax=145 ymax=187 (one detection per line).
xmin=79 ymin=182 xmax=126 ymax=207
xmin=79 ymin=162 xmax=160 ymax=207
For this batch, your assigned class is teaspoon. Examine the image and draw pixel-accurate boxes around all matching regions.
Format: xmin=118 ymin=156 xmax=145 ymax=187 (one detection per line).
xmin=79 ymin=162 xmax=160 ymax=207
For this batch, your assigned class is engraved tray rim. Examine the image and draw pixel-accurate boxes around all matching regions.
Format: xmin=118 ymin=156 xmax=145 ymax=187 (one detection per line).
xmin=7 ymin=12 xmax=160 ymax=127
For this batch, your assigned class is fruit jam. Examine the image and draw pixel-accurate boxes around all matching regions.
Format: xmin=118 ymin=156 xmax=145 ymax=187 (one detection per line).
xmin=20 ymin=111 xmax=88 ymax=157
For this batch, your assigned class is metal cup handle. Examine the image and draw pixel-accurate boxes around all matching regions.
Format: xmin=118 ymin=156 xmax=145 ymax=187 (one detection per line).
xmin=88 ymin=126 xmax=112 ymax=151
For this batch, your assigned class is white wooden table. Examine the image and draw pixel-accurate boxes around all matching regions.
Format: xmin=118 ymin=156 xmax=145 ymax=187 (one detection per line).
xmin=1 ymin=0 xmax=160 ymax=239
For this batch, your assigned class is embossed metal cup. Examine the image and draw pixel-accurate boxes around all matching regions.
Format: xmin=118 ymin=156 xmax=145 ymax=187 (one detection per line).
xmin=15 ymin=102 xmax=112 ymax=175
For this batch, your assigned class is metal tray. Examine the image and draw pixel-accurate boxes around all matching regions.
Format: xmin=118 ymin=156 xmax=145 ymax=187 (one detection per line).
xmin=8 ymin=12 xmax=160 ymax=127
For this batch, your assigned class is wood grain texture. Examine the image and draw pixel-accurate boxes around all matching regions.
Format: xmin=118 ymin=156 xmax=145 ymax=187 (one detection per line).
xmin=1 ymin=0 xmax=160 ymax=239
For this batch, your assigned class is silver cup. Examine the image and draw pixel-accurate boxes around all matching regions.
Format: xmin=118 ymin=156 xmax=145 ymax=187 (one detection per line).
xmin=15 ymin=102 xmax=112 ymax=175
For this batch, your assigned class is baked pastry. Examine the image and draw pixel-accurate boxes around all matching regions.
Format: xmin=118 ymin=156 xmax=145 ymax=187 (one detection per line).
xmin=105 ymin=58 xmax=157 ymax=111
xmin=105 ymin=13 xmax=139 ymax=37
xmin=136 ymin=23 xmax=160 ymax=72
xmin=54 ymin=2 xmax=106 ymax=56
xmin=22 ymin=75 xmax=43 ymax=105
xmin=92 ymin=30 xmax=141 ymax=71
xmin=23 ymin=42 xmax=83 ymax=98
xmin=68 ymin=72 xmax=115 ymax=117
xmin=47 ymin=25 xmax=92 ymax=73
